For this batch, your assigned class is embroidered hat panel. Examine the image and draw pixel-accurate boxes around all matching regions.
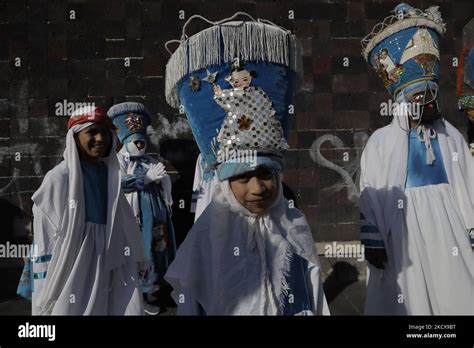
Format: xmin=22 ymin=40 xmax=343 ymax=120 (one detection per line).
xmin=361 ymin=3 xmax=445 ymax=97
xmin=107 ymin=102 xmax=151 ymax=144
xmin=165 ymin=16 xmax=302 ymax=179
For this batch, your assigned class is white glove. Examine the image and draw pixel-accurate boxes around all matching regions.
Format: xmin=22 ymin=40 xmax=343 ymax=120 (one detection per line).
xmin=143 ymin=163 xmax=166 ymax=184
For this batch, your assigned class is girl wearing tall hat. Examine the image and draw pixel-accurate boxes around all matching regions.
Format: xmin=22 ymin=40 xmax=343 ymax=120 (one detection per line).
xmin=163 ymin=15 xmax=329 ymax=315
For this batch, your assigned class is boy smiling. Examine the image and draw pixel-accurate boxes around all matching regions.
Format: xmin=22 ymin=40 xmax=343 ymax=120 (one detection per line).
xmin=74 ymin=122 xmax=111 ymax=162
xmin=30 ymin=106 xmax=147 ymax=315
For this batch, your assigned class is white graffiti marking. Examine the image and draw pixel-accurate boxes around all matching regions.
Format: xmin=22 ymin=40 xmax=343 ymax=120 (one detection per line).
xmin=309 ymin=131 xmax=368 ymax=203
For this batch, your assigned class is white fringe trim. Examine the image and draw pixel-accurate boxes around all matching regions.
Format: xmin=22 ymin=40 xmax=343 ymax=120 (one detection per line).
xmin=362 ymin=18 xmax=445 ymax=61
xmin=278 ymin=246 xmax=294 ymax=314
xmin=165 ymin=20 xmax=303 ymax=108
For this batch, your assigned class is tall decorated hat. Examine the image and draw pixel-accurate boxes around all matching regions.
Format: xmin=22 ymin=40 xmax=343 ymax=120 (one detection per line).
xmin=107 ymin=102 xmax=151 ymax=144
xmin=361 ymin=3 xmax=446 ymax=99
xmin=164 ymin=13 xmax=302 ymax=181
xmin=457 ymin=19 xmax=474 ymax=116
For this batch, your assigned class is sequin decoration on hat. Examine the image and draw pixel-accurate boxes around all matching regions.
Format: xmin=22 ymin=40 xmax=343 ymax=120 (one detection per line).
xmin=164 ymin=13 xmax=302 ymax=180
xmin=361 ymin=3 xmax=446 ymax=97
xmin=211 ymin=62 xmax=289 ymax=161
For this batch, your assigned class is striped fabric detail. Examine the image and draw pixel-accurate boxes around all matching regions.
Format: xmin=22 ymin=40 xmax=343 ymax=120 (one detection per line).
xmin=360 ymin=213 xmax=385 ymax=249
xmin=31 ymin=254 xmax=52 ymax=263
xmin=33 ymin=271 xmax=47 ymax=279
xmin=190 ymin=190 xmax=199 ymax=213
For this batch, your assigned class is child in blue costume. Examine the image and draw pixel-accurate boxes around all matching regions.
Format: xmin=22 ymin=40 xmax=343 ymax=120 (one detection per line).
xmin=19 ymin=106 xmax=147 ymax=315
xmin=108 ymin=102 xmax=176 ymax=314
xmin=163 ymin=15 xmax=329 ymax=315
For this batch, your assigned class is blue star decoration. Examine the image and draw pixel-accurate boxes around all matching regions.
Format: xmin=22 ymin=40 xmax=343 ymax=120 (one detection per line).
xmin=202 ymin=69 xmax=218 ymax=85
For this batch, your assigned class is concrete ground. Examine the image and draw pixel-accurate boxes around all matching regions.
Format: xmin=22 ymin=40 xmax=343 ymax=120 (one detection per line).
xmin=0 ymin=242 xmax=367 ymax=316
xmin=320 ymin=255 xmax=367 ymax=315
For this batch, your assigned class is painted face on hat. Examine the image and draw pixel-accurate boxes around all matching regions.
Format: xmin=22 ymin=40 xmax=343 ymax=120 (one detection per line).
xmin=75 ymin=123 xmax=112 ymax=162
xmin=229 ymin=166 xmax=277 ymax=215
xmin=228 ymin=69 xmax=253 ymax=90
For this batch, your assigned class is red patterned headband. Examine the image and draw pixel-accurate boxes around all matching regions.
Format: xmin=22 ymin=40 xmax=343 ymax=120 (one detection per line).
xmin=67 ymin=106 xmax=115 ymax=130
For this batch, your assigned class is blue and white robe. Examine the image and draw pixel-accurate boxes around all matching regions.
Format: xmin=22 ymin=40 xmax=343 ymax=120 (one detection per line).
xmin=360 ymin=118 xmax=474 ymax=315
xmin=118 ymin=152 xmax=176 ymax=294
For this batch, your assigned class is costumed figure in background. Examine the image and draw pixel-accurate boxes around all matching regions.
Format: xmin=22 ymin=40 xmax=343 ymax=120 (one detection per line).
xmin=360 ymin=3 xmax=474 ymax=315
xmin=108 ymin=102 xmax=176 ymax=315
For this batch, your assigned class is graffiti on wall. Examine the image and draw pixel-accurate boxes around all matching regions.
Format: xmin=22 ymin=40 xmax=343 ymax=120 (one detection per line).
xmin=309 ymin=131 xmax=369 ymax=203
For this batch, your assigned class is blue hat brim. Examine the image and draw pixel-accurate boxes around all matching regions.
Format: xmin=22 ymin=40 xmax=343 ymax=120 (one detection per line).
xmin=216 ymin=152 xmax=285 ymax=181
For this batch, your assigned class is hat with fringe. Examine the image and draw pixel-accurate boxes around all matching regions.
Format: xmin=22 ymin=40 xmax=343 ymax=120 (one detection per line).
xmin=164 ymin=13 xmax=302 ymax=181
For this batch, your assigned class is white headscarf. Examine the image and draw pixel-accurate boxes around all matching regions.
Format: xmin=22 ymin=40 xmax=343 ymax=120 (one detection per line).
xmin=166 ymin=173 xmax=327 ymax=315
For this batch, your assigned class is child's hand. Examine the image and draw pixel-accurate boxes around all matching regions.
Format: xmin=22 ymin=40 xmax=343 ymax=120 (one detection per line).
xmin=213 ymin=85 xmax=222 ymax=95
xmin=144 ymin=163 xmax=166 ymax=184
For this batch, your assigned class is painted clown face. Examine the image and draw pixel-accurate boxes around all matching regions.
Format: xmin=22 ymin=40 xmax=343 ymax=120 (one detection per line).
xmin=402 ymin=81 xmax=441 ymax=123
xmin=229 ymin=166 xmax=277 ymax=215
xmin=125 ymin=138 xmax=147 ymax=157
xmin=407 ymin=89 xmax=440 ymax=123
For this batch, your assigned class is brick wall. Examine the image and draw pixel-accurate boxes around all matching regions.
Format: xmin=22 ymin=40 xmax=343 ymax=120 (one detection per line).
xmin=0 ymin=0 xmax=472 ymax=244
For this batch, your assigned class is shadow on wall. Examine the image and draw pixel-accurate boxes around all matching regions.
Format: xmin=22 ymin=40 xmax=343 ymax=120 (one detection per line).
xmin=160 ymin=139 xmax=200 ymax=247
xmin=323 ymin=261 xmax=360 ymax=304
xmin=0 ymin=199 xmax=31 ymax=302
